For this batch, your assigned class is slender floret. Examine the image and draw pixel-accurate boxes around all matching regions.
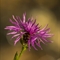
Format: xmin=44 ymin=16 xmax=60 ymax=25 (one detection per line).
xmin=5 ymin=13 xmax=53 ymax=50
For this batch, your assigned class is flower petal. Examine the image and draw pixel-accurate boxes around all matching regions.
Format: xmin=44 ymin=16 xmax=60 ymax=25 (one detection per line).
xmin=12 ymin=34 xmax=20 ymax=38
xmin=7 ymin=31 xmax=17 ymax=35
xmin=31 ymin=41 xmax=37 ymax=50
xmin=31 ymin=37 xmax=37 ymax=42
xmin=5 ymin=26 xmax=20 ymax=31
xmin=35 ymin=41 xmax=43 ymax=50
xmin=14 ymin=36 xmax=20 ymax=45
xmin=32 ymin=19 xmax=36 ymax=26
xmin=12 ymin=15 xmax=18 ymax=23
xmin=10 ymin=19 xmax=17 ymax=25
xmin=31 ymin=37 xmax=38 ymax=50
xmin=39 ymin=39 xmax=46 ymax=44
xmin=23 ymin=13 xmax=26 ymax=23
xmin=40 ymin=24 xmax=48 ymax=31
xmin=42 ymin=37 xmax=52 ymax=43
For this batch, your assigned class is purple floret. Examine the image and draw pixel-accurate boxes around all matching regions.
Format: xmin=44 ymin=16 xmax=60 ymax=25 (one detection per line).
xmin=5 ymin=13 xmax=53 ymax=50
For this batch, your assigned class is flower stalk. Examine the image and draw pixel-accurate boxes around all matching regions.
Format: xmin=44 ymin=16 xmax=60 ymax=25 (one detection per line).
xmin=14 ymin=44 xmax=27 ymax=60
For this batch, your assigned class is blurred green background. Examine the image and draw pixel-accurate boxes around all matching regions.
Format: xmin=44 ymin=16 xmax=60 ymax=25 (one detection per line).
xmin=0 ymin=0 xmax=60 ymax=60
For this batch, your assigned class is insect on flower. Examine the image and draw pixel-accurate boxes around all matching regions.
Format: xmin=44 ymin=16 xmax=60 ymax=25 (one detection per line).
xmin=5 ymin=13 xmax=53 ymax=51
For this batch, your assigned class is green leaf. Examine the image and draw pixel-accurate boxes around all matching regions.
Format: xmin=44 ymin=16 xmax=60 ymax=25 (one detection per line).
xmin=14 ymin=52 xmax=19 ymax=60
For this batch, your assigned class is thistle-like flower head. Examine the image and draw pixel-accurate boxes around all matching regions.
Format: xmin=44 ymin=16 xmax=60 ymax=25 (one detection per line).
xmin=5 ymin=13 xmax=53 ymax=50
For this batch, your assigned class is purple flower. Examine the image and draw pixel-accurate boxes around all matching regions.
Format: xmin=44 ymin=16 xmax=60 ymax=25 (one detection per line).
xmin=5 ymin=13 xmax=53 ymax=50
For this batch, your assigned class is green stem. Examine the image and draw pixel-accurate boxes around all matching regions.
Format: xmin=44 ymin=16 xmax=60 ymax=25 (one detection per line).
xmin=14 ymin=44 xmax=27 ymax=60
xmin=18 ymin=44 xmax=27 ymax=60
xmin=18 ymin=47 xmax=24 ymax=59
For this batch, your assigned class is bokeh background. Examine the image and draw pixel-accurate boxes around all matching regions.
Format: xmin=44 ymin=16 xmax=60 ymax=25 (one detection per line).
xmin=0 ymin=0 xmax=60 ymax=60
